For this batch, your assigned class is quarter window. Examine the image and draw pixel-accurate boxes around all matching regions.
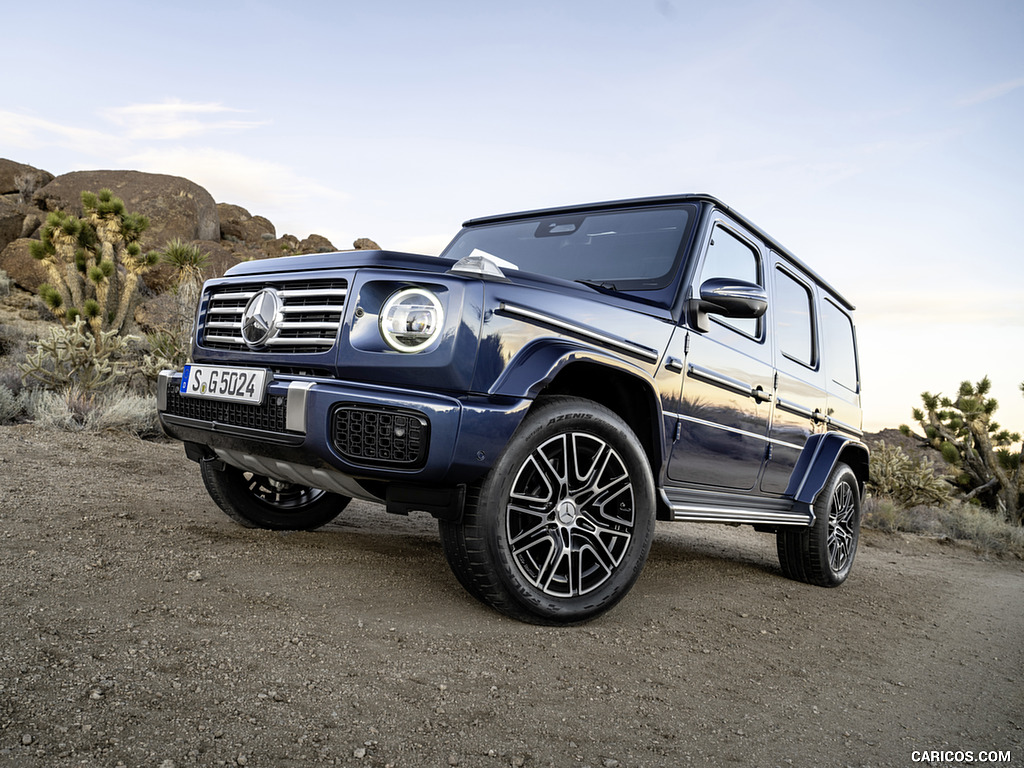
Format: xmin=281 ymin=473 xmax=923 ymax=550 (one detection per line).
xmin=774 ymin=268 xmax=815 ymax=366
xmin=822 ymin=299 xmax=859 ymax=392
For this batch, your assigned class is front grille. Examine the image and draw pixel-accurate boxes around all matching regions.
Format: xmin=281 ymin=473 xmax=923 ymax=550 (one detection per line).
xmin=202 ymin=279 xmax=347 ymax=353
xmin=164 ymin=389 xmax=291 ymax=432
xmin=332 ymin=405 xmax=429 ymax=468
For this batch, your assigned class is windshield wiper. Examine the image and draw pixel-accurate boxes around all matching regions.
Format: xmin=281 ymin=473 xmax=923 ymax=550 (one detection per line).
xmin=576 ymin=279 xmax=619 ymax=291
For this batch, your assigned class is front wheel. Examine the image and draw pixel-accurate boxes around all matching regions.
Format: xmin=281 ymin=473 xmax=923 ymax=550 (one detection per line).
xmin=439 ymin=397 xmax=656 ymax=624
xmin=777 ymin=461 xmax=861 ymax=587
xmin=200 ymin=460 xmax=350 ymax=530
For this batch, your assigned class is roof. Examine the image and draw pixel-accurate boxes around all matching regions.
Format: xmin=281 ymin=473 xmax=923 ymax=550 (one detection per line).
xmin=461 ymin=194 xmax=856 ymax=311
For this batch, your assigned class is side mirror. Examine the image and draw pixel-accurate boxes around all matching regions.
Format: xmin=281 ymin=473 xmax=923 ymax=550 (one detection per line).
xmin=691 ymin=278 xmax=768 ymax=332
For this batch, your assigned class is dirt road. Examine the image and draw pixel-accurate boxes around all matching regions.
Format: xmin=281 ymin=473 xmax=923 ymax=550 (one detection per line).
xmin=1 ymin=423 xmax=1021 ymax=767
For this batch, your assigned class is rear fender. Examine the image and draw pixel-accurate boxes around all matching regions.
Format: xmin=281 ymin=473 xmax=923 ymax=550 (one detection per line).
xmin=785 ymin=432 xmax=870 ymax=520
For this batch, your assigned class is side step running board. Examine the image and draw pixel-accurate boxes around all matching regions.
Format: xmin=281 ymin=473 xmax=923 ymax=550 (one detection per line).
xmin=663 ymin=489 xmax=813 ymax=527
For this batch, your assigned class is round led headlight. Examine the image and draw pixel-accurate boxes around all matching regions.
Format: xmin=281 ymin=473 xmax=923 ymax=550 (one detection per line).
xmin=379 ymin=287 xmax=444 ymax=352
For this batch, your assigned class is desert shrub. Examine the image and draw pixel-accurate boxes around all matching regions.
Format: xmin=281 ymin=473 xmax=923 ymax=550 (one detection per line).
xmin=0 ymin=323 xmax=31 ymax=396
xmin=937 ymin=501 xmax=1024 ymax=556
xmin=19 ymin=317 xmax=135 ymax=392
xmin=863 ymin=496 xmax=1024 ymax=557
xmin=867 ymin=440 xmax=952 ymax=507
xmin=21 ymin=384 xmax=159 ymax=436
xmin=0 ymin=269 xmax=10 ymax=297
xmin=863 ymin=497 xmax=943 ymax=536
xmin=20 ymin=387 xmax=89 ymax=430
xmin=139 ymin=239 xmax=208 ymax=384
xmin=0 ymin=385 xmax=21 ymax=424
xmin=0 ymin=322 xmax=26 ymax=358
xmin=862 ymin=496 xmax=901 ymax=532
xmin=86 ymin=389 xmax=160 ymax=436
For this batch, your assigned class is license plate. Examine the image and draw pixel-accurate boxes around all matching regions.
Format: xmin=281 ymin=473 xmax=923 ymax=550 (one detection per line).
xmin=180 ymin=365 xmax=269 ymax=405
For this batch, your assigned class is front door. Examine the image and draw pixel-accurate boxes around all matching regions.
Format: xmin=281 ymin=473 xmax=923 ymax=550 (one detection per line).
xmin=668 ymin=218 xmax=773 ymax=490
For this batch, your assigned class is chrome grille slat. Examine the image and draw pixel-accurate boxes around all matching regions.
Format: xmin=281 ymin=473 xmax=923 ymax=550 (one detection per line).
xmin=278 ymin=288 xmax=348 ymax=299
xmin=280 ymin=305 xmax=345 ymax=314
xmin=201 ymin=278 xmax=348 ymax=353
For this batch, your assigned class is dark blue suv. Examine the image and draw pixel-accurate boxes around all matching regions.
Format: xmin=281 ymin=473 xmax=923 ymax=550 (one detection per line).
xmin=158 ymin=194 xmax=868 ymax=624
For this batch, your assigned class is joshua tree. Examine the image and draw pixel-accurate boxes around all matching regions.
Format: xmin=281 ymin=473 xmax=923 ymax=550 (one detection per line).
xmin=140 ymin=238 xmax=210 ymax=380
xmin=30 ymin=189 xmax=157 ymax=335
xmin=912 ymin=377 xmax=1023 ymax=523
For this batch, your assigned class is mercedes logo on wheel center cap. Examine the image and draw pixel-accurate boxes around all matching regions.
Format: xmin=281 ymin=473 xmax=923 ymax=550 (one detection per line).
xmin=240 ymin=288 xmax=282 ymax=348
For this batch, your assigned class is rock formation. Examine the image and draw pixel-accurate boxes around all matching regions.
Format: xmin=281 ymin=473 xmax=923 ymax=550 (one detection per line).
xmin=0 ymin=158 xmax=366 ymax=297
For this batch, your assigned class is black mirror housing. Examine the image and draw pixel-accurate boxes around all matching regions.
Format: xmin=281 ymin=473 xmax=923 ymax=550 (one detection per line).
xmin=690 ymin=278 xmax=768 ymax=332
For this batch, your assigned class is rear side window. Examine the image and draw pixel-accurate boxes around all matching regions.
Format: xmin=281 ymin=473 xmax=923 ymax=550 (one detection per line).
xmin=822 ymin=299 xmax=859 ymax=392
xmin=699 ymin=225 xmax=762 ymax=338
xmin=774 ymin=267 xmax=815 ymax=367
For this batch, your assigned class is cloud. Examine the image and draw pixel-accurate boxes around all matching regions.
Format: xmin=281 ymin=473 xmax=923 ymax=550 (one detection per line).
xmin=0 ymin=110 xmax=121 ymax=154
xmin=956 ymin=77 xmax=1024 ymax=108
xmin=100 ymin=100 xmax=266 ymax=140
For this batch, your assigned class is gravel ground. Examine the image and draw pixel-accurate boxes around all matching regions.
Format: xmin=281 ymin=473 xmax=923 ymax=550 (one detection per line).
xmin=1 ymin=423 xmax=1021 ymax=768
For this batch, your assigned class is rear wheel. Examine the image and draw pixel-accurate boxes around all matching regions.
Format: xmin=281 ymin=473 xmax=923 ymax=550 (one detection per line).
xmin=200 ymin=460 xmax=350 ymax=530
xmin=777 ymin=461 xmax=861 ymax=587
xmin=439 ymin=397 xmax=656 ymax=624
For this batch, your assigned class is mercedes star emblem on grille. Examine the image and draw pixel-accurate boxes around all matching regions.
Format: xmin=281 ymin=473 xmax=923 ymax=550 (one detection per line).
xmin=240 ymin=287 xmax=282 ymax=348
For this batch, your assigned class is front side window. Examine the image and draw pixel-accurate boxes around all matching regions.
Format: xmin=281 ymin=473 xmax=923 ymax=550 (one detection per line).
xmin=441 ymin=206 xmax=693 ymax=295
xmin=698 ymin=224 xmax=762 ymax=337
xmin=774 ymin=267 xmax=815 ymax=367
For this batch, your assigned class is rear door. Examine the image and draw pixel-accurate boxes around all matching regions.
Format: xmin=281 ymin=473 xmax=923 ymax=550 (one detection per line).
xmin=760 ymin=258 xmax=828 ymax=494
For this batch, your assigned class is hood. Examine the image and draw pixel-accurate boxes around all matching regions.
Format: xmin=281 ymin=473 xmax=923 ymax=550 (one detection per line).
xmin=223 ymin=249 xmax=456 ymax=277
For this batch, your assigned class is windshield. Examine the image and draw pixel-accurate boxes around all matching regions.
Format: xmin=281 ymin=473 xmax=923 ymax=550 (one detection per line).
xmin=441 ymin=206 xmax=694 ymax=292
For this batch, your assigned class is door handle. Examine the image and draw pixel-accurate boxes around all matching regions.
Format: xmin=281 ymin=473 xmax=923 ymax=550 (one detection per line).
xmin=752 ymin=386 xmax=773 ymax=404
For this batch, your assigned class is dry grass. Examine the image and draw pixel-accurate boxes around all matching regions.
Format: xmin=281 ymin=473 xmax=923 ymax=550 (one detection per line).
xmin=18 ymin=386 xmax=160 ymax=437
xmin=864 ymin=495 xmax=1024 ymax=557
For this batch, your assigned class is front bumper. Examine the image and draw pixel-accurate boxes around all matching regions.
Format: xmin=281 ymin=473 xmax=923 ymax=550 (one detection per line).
xmin=157 ymin=370 xmax=529 ymax=502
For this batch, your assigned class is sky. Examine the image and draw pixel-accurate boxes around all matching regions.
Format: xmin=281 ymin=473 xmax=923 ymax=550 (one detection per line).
xmin=2 ymin=0 xmax=1023 ymax=434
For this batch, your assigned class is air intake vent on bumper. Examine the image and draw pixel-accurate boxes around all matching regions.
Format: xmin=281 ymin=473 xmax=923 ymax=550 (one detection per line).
xmin=332 ymin=406 xmax=429 ymax=468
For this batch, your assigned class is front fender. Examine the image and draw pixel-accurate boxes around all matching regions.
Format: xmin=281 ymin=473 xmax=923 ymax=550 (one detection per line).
xmin=786 ymin=432 xmax=870 ymax=518
xmin=487 ymin=338 xmax=659 ymax=401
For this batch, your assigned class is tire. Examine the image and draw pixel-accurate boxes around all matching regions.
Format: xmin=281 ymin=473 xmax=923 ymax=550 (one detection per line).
xmin=439 ymin=396 xmax=656 ymax=624
xmin=200 ymin=460 xmax=350 ymax=531
xmin=777 ymin=461 xmax=861 ymax=587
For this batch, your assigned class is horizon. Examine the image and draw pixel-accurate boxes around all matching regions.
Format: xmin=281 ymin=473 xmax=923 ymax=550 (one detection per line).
xmin=2 ymin=0 xmax=1022 ymax=434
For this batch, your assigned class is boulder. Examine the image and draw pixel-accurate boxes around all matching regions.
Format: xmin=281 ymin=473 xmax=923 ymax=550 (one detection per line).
xmin=297 ymin=234 xmax=335 ymax=254
xmin=0 ymin=159 xmax=54 ymax=201
xmin=0 ymin=238 xmax=47 ymax=293
xmin=353 ymin=237 xmax=381 ymax=250
xmin=217 ymin=203 xmax=276 ymax=244
xmin=261 ymin=234 xmax=301 ymax=259
xmin=33 ymin=170 xmax=220 ymax=251
xmin=0 ymin=198 xmax=23 ymax=252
